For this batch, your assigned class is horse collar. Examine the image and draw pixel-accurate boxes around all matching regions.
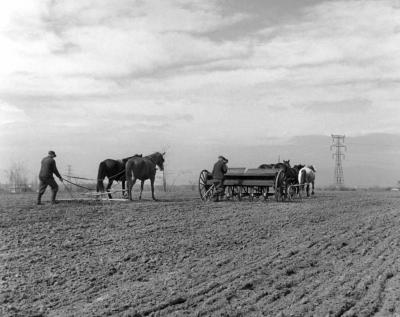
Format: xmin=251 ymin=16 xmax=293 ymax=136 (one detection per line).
xmin=146 ymin=156 xmax=157 ymax=164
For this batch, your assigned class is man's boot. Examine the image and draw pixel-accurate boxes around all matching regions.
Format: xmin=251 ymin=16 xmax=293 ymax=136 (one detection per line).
xmin=37 ymin=194 xmax=43 ymax=205
xmin=51 ymin=191 xmax=58 ymax=204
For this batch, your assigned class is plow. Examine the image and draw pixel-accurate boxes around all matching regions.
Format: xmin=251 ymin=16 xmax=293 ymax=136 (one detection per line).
xmin=58 ymin=176 xmax=129 ymax=203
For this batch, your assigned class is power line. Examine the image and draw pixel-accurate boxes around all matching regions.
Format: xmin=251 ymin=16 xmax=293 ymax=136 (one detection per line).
xmin=66 ymin=165 xmax=72 ymax=182
xmin=331 ymin=134 xmax=346 ymax=186
xmin=346 ymin=142 xmax=398 ymax=148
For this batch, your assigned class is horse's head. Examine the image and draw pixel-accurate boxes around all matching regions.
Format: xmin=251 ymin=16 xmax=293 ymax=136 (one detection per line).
xmin=308 ymin=165 xmax=316 ymax=173
xmin=154 ymin=152 xmax=165 ymax=171
xmin=283 ymin=160 xmax=291 ymax=168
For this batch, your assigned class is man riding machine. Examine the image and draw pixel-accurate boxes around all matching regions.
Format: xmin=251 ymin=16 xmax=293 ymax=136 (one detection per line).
xmin=211 ymin=155 xmax=228 ymax=202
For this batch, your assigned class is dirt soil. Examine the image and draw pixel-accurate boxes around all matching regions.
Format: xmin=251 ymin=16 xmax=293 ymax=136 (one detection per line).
xmin=1 ymin=190 xmax=400 ymax=317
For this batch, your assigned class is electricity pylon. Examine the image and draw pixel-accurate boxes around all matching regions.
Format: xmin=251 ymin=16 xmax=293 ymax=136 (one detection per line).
xmin=330 ymin=134 xmax=346 ymax=186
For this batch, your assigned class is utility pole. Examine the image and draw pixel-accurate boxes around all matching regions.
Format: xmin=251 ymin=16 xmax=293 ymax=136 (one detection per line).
xmin=163 ymin=159 xmax=167 ymax=192
xmin=330 ymin=134 xmax=346 ymax=186
xmin=162 ymin=146 xmax=170 ymax=192
xmin=67 ymin=165 xmax=72 ymax=182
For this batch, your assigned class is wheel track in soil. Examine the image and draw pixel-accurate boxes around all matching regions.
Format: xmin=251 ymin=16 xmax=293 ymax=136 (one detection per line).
xmin=111 ymin=196 xmax=400 ymax=316
xmin=155 ymin=195 xmax=400 ymax=317
xmin=1 ymin=191 xmax=400 ymax=317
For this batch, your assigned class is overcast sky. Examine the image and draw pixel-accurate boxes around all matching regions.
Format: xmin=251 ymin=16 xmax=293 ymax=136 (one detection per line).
xmin=1 ymin=0 xmax=400 ymax=185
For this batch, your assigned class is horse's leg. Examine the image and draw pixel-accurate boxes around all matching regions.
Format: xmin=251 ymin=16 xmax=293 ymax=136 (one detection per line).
xmin=311 ymin=181 xmax=315 ymax=195
xmin=139 ymin=180 xmax=144 ymax=200
xmin=150 ymin=176 xmax=157 ymax=201
xmin=128 ymin=178 xmax=136 ymax=201
xmin=122 ymin=180 xmax=126 ymax=198
xmin=127 ymin=178 xmax=131 ymax=200
xmin=306 ymin=183 xmax=310 ymax=197
xmin=107 ymin=180 xmax=113 ymax=199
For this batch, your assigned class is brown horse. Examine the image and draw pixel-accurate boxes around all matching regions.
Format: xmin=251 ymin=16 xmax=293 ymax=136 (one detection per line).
xmin=96 ymin=154 xmax=142 ymax=198
xmin=125 ymin=152 xmax=165 ymax=201
xmin=274 ymin=160 xmax=301 ymax=200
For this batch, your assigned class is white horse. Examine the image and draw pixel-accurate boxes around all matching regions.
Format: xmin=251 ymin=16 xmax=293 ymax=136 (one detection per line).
xmin=298 ymin=165 xmax=316 ymax=197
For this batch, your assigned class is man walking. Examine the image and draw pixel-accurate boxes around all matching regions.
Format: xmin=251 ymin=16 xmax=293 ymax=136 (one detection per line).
xmin=37 ymin=150 xmax=63 ymax=205
xmin=212 ymin=155 xmax=228 ymax=202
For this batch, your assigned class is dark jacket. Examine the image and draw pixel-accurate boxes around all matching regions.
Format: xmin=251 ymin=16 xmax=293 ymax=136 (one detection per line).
xmin=39 ymin=156 xmax=61 ymax=179
xmin=212 ymin=160 xmax=228 ymax=180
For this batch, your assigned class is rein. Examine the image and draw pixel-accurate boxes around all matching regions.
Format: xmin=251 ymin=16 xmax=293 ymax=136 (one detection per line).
xmin=62 ymin=178 xmax=95 ymax=191
xmin=105 ymin=169 xmax=125 ymax=181
xmin=67 ymin=175 xmax=96 ymax=181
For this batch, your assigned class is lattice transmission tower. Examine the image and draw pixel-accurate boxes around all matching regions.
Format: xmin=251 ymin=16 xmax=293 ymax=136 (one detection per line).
xmin=330 ymin=134 xmax=346 ymax=186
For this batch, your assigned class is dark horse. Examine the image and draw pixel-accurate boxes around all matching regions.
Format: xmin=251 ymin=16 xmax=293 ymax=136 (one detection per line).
xmin=126 ymin=152 xmax=165 ymax=201
xmin=97 ymin=154 xmax=142 ymax=198
xmin=275 ymin=160 xmax=303 ymax=200
xmin=282 ymin=160 xmax=303 ymax=183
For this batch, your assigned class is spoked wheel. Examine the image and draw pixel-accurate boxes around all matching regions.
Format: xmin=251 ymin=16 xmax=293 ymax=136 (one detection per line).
xmin=253 ymin=186 xmax=268 ymax=201
xmin=199 ymin=170 xmax=214 ymax=201
xmin=274 ymin=170 xmax=286 ymax=202
xmin=274 ymin=189 xmax=283 ymax=202
xmin=249 ymin=187 xmax=254 ymax=201
xmin=262 ymin=187 xmax=269 ymax=201
xmin=227 ymin=186 xmax=238 ymax=200
xmin=238 ymin=186 xmax=243 ymax=201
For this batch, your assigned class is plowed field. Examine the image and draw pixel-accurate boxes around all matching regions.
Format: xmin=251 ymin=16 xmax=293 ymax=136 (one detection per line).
xmin=1 ymin=190 xmax=400 ymax=316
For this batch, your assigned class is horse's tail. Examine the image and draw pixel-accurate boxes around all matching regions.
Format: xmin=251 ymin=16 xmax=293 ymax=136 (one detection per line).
xmin=299 ymin=169 xmax=306 ymax=189
xmin=96 ymin=161 xmax=106 ymax=192
xmin=125 ymin=159 xmax=134 ymax=183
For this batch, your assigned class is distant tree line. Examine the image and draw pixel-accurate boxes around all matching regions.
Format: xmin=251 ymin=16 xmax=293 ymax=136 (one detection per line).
xmin=1 ymin=162 xmax=34 ymax=193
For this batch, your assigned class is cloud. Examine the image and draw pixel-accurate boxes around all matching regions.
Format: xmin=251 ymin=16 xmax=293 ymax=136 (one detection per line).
xmin=46 ymin=0 xmax=247 ymax=34
xmin=303 ymin=99 xmax=373 ymax=113
xmin=98 ymin=112 xmax=194 ymax=129
xmin=1 ymin=0 xmax=247 ymax=75
xmin=0 ymin=0 xmax=400 ymax=144
xmin=1 ymin=0 xmax=400 ymax=185
xmin=0 ymin=0 xmax=251 ymax=97
xmin=2 ymin=0 xmax=399 ymax=104
xmin=0 ymin=101 xmax=30 ymax=125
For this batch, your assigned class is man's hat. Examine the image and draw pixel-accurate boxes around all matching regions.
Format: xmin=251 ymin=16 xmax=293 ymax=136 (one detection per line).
xmin=218 ymin=155 xmax=228 ymax=163
xmin=48 ymin=150 xmax=56 ymax=157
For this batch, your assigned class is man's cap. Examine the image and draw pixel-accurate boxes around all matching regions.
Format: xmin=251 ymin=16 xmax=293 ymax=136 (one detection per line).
xmin=218 ymin=155 xmax=228 ymax=162
xmin=48 ymin=150 xmax=56 ymax=157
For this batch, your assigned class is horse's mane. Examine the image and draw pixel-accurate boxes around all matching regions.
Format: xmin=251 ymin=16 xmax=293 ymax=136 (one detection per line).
xmin=146 ymin=151 xmax=164 ymax=157
xmin=308 ymin=165 xmax=316 ymax=172
xmin=122 ymin=154 xmax=142 ymax=162
xmin=293 ymin=164 xmax=305 ymax=172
